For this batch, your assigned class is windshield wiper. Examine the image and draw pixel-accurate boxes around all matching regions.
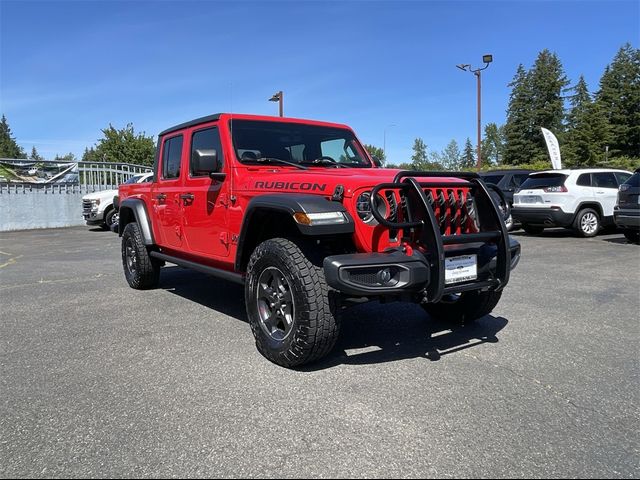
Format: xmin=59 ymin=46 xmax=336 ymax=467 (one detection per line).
xmin=302 ymin=158 xmax=349 ymax=168
xmin=256 ymin=157 xmax=308 ymax=170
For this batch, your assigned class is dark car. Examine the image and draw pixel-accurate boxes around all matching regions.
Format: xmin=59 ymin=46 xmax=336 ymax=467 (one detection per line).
xmin=614 ymin=168 xmax=640 ymax=243
xmin=480 ymin=169 xmax=535 ymax=230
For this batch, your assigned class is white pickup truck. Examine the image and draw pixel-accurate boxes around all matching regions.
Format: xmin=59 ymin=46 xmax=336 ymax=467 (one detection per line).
xmin=82 ymin=172 xmax=153 ymax=229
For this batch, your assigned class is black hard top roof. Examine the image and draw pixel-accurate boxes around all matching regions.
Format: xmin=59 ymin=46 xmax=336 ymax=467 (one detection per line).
xmin=159 ymin=114 xmax=222 ymax=137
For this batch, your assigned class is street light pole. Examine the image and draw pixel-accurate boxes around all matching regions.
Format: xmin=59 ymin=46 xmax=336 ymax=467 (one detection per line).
xmin=269 ymin=91 xmax=284 ymax=117
xmin=457 ymin=55 xmax=493 ymax=171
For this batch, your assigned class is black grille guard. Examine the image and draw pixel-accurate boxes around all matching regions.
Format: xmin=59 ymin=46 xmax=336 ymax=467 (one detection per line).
xmin=369 ymin=171 xmax=511 ymax=303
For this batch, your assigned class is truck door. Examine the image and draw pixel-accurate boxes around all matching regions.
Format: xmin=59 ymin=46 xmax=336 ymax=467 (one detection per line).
xmin=152 ymin=133 xmax=185 ymax=248
xmin=180 ymin=125 xmax=230 ymax=258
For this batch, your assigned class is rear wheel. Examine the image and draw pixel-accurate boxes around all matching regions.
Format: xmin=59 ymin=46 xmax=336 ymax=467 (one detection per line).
xmin=121 ymin=222 xmax=161 ymax=289
xmin=574 ymin=208 xmax=600 ymax=237
xmin=245 ymin=237 xmax=340 ymax=368
xmin=623 ymin=230 xmax=640 ymax=244
xmin=522 ymin=224 xmax=544 ymax=235
xmin=103 ymin=208 xmax=117 ymax=230
xmin=422 ymin=290 xmax=503 ymax=325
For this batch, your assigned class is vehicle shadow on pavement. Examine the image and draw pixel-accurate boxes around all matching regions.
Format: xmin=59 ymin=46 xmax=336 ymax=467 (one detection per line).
xmin=160 ymin=266 xmax=248 ymax=322
xmin=300 ymin=301 xmax=509 ymax=371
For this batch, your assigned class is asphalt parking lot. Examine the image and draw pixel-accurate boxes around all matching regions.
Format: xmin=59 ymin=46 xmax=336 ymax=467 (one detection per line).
xmin=1 ymin=226 xmax=638 ymax=478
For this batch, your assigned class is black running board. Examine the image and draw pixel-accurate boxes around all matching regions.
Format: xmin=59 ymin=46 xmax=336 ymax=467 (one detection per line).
xmin=150 ymin=251 xmax=245 ymax=285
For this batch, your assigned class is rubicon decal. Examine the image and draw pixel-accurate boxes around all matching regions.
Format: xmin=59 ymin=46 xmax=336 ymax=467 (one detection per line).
xmin=254 ymin=181 xmax=327 ymax=192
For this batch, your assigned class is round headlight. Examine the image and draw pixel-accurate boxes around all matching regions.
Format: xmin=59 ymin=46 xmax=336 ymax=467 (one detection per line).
xmin=356 ymin=191 xmax=388 ymax=225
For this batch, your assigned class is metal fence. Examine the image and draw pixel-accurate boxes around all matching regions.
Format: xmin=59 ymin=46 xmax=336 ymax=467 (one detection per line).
xmin=78 ymin=161 xmax=152 ymax=192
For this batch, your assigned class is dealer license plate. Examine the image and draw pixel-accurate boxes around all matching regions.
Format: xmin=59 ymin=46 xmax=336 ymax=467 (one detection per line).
xmin=445 ymin=254 xmax=478 ymax=285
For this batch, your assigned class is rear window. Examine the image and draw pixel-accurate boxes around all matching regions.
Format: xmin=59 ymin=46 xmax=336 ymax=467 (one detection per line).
xmin=482 ymin=174 xmax=504 ymax=185
xmin=520 ymin=173 xmax=567 ymax=190
xmin=624 ymin=172 xmax=640 ymax=187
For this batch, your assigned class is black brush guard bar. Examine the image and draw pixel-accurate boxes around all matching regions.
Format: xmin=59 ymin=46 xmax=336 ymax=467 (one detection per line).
xmin=369 ymin=171 xmax=511 ymax=303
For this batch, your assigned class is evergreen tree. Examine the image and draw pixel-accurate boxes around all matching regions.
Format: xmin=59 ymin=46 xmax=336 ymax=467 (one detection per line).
xmin=595 ymin=43 xmax=640 ymax=158
xmin=0 ymin=115 xmax=26 ymax=158
xmin=503 ymin=65 xmax=535 ymax=165
xmin=411 ymin=138 xmax=429 ymax=169
xmin=460 ymin=138 xmax=475 ymax=169
xmin=54 ymin=152 xmax=77 ymax=162
xmin=481 ymin=123 xmax=505 ymax=166
xmin=86 ymin=123 xmax=155 ymax=166
xmin=30 ymin=146 xmax=44 ymax=161
xmin=528 ymin=49 xmax=570 ymax=162
xmin=440 ymin=139 xmax=461 ymax=171
xmin=82 ymin=146 xmax=101 ymax=162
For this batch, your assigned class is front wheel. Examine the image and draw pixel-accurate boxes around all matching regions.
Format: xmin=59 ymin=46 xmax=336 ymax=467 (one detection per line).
xmin=121 ymin=222 xmax=161 ymax=289
xmin=422 ymin=289 xmax=503 ymax=325
xmin=103 ymin=208 xmax=116 ymax=230
xmin=245 ymin=238 xmax=340 ymax=368
xmin=574 ymin=208 xmax=600 ymax=237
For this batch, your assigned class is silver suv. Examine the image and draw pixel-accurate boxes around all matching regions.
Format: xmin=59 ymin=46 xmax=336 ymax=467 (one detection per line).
xmin=512 ymin=168 xmax=633 ymax=237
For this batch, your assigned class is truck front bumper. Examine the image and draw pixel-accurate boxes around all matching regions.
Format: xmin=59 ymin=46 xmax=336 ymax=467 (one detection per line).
xmin=324 ymin=237 xmax=521 ymax=298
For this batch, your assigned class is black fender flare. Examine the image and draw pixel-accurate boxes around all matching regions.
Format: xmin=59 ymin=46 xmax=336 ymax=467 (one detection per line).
xmin=118 ymin=198 xmax=155 ymax=246
xmin=235 ymin=194 xmax=355 ymax=271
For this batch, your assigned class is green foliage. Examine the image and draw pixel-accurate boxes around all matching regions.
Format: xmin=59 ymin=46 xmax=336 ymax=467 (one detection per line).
xmin=439 ymin=139 xmax=461 ymax=170
xmin=29 ymin=146 xmax=44 ymax=161
xmin=503 ymin=65 xmax=535 ymax=165
xmin=481 ymin=123 xmax=504 ymax=166
xmin=54 ymin=152 xmax=77 ymax=162
xmin=363 ymin=144 xmax=386 ymax=164
xmin=85 ymin=124 xmax=155 ymax=166
xmin=595 ymin=43 xmax=640 ymax=158
xmin=460 ymin=138 xmax=476 ymax=169
xmin=0 ymin=115 xmax=26 ymax=159
xmin=410 ymin=138 xmax=428 ymax=167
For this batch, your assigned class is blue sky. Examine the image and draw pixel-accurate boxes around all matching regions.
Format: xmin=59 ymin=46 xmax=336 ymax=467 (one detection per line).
xmin=1 ymin=0 xmax=638 ymax=164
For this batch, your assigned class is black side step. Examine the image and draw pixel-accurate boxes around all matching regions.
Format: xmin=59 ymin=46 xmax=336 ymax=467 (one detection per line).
xmin=150 ymin=251 xmax=245 ymax=285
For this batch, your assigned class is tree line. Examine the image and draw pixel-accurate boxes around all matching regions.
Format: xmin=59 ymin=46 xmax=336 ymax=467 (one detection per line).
xmin=383 ymin=43 xmax=639 ymax=171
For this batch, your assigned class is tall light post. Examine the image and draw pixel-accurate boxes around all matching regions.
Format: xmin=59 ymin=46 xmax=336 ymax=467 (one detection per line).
xmin=457 ymin=54 xmax=493 ymax=171
xmin=269 ymin=91 xmax=284 ymax=117
xmin=383 ymin=123 xmax=396 ymax=159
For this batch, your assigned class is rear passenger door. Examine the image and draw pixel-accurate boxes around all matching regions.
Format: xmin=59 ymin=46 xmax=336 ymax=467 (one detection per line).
xmin=181 ymin=124 xmax=230 ymax=258
xmin=592 ymin=172 xmax=618 ymax=217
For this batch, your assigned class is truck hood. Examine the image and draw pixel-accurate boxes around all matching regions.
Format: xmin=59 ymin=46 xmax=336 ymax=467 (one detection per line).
xmin=82 ymin=189 xmax=118 ymax=202
xmin=236 ymin=167 xmax=466 ymax=198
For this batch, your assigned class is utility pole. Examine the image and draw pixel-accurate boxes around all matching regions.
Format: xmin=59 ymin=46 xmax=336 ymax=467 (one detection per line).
xmin=457 ymin=55 xmax=493 ymax=171
xmin=269 ymin=91 xmax=284 ymax=117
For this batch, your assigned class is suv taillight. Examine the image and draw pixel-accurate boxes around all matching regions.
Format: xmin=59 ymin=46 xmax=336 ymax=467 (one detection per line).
xmin=544 ymin=186 xmax=567 ymax=193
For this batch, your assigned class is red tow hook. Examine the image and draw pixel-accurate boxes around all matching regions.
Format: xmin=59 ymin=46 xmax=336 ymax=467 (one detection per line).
xmin=402 ymin=242 xmax=414 ymax=256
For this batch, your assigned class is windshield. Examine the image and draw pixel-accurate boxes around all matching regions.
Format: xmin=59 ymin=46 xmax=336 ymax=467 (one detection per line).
xmin=123 ymin=174 xmax=144 ymax=184
xmin=520 ymin=173 xmax=567 ymax=190
xmin=230 ymin=120 xmax=372 ymax=168
xmin=481 ymin=174 xmax=504 ymax=185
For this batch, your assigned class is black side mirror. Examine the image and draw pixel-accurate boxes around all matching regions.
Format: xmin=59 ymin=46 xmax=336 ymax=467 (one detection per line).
xmin=193 ymin=149 xmax=225 ymax=180
xmin=371 ymin=155 xmax=383 ymax=168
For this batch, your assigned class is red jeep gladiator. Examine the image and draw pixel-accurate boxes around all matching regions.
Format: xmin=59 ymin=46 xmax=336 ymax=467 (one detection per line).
xmin=117 ymin=113 xmax=520 ymax=367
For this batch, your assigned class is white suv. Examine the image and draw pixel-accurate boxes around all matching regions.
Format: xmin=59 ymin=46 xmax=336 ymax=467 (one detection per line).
xmin=82 ymin=172 xmax=152 ymax=229
xmin=512 ymin=168 xmax=633 ymax=237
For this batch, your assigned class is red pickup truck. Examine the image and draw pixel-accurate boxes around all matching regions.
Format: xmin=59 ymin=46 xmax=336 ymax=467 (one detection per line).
xmin=118 ymin=113 xmax=520 ymax=367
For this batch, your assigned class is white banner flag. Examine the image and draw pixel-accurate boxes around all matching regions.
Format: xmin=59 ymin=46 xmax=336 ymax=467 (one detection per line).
xmin=541 ymin=127 xmax=562 ymax=170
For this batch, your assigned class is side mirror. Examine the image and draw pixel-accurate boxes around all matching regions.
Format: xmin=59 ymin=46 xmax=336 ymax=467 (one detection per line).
xmin=193 ymin=149 xmax=225 ymax=180
xmin=371 ymin=155 xmax=383 ymax=168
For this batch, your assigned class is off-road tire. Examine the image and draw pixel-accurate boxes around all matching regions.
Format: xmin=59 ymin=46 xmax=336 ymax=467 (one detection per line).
xmin=121 ymin=222 xmax=161 ymax=289
xmin=103 ymin=208 xmax=116 ymax=230
xmin=422 ymin=289 xmax=503 ymax=325
xmin=574 ymin=208 xmax=600 ymax=237
xmin=245 ymin=237 xmax=339 ymax=368
xmin=623 ymin=229 xmax=640 ymax=244
xmin=522 ymin=224 xmax=544 ymax=235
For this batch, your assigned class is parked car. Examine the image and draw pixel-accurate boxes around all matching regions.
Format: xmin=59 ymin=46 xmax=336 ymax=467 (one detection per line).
xmin=480 ymin=169 xmax=535 ymax=230
xmin=614 ymin=168 xmax=640 ymax=243
xmin=512 ymin=168 xmax=633 ymax=237
xmin=116 ymin=113 xmax=520 ymax=368
xmin=82 ymin=172 xmax=152 ymax=229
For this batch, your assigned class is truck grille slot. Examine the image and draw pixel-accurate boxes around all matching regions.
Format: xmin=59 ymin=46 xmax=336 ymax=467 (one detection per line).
xmin=82 ymin=200 xmax=92 ymax=215
xmin=424 ymin=188 xmax=477 ymax=236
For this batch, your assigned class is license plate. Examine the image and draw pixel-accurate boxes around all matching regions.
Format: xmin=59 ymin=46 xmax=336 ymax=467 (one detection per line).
xmin=445 ymin=254 xmax=478 ymax=285
xmin=521 ymin=196 xmax=539 ymax=204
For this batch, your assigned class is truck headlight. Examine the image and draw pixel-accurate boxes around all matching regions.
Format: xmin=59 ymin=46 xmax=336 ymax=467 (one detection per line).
xmin=356 ymin=191 xmax=388 ymax=225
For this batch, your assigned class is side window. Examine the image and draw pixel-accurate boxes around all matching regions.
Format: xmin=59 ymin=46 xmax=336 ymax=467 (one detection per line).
xmin=615 ymin=172 xmax=632 ymax=185
xmin=576 ymin=173 xmax=591 ymax=187
xmin=510 ymin=174 xmax=528 ymax=188
xmin=593 ymin=172 xmax=618 ymax=189
xmin=190 ymin=127 xmax=223 ymax=176
xmin=162 ymin=135 xmax=184 ymax=180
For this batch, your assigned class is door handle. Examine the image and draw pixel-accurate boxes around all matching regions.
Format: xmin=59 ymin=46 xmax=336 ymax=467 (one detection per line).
xmin=155 ymin=193 xmax=167 ymax=200
xmin=180 ymin=193 xmax=195 ymax=201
